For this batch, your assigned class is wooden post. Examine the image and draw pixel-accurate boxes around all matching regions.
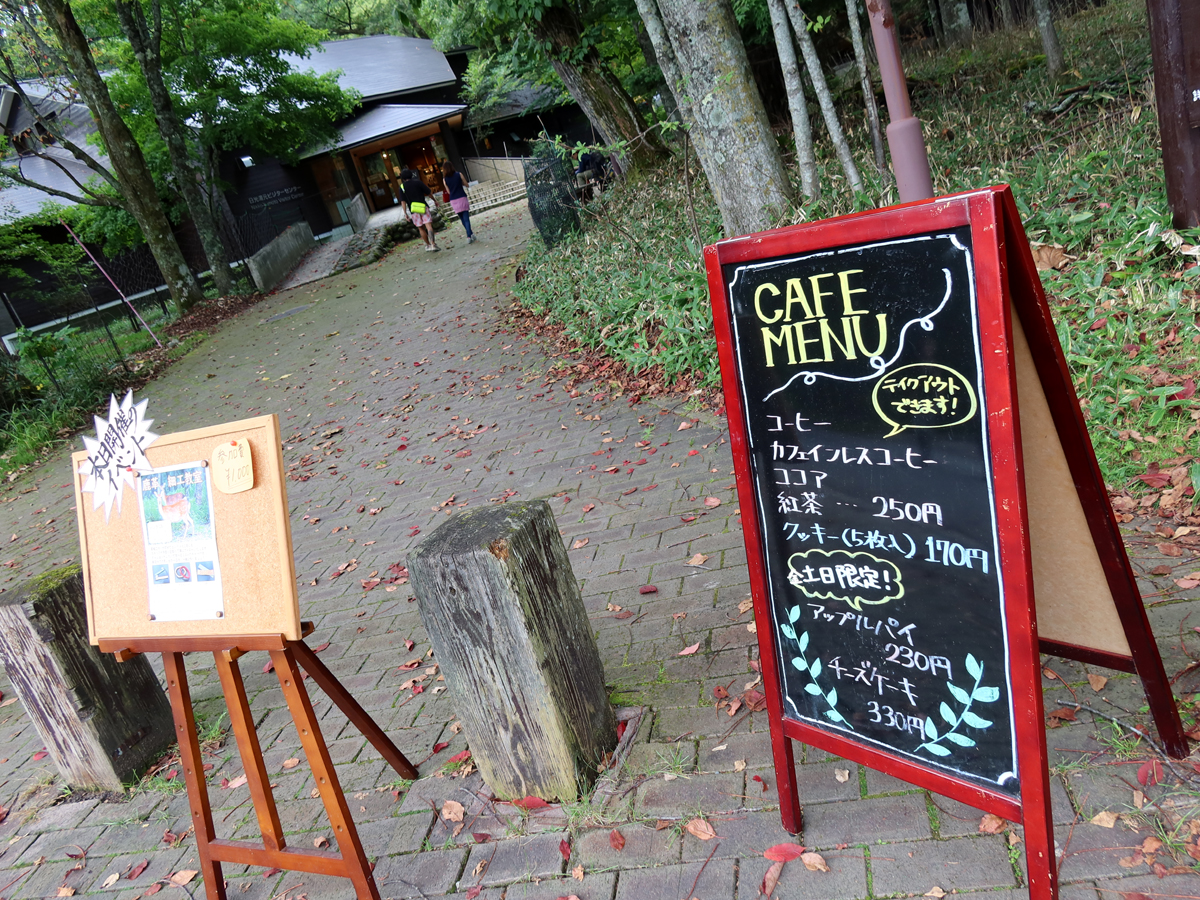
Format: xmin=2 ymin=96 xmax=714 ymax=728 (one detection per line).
xmin=1147 ymin=0 xmax=1200 ymax=227
xmin=408 ymin=501 xmax=616 ymax=802
xmin=0 ymin=566 xmax=174 ymax=790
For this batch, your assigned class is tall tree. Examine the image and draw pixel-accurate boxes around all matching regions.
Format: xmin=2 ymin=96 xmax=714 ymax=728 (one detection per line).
xmin=112 ymin=0 xmax=234 ymax=296
xmin=843 ymin=0 xmax=887 ymax=184
xmin=16 ymin=0 xmax=205 ymax=310
xmin=765 ymin=0 xmax=817 ymax=199
xmin=1030 ymin=0 xmax=1063 ymax=76
xmin=940 ymin=0 xmax=971 ymax=43
xmin=637 ymin=0 xmax=793 ymax=236
xmin=783 ymin=0 xmax=863 ymax=192
xmin=483 ymin=0 xmax=667 ymax=167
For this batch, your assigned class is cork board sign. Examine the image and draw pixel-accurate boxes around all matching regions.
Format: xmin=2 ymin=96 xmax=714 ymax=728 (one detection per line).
xmin=73 ymin=414 xmax=300 ymax=644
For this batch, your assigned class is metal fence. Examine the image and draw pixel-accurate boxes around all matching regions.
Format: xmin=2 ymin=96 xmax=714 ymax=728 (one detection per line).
xmin=523 ymin=150 xmax=580 ymax=248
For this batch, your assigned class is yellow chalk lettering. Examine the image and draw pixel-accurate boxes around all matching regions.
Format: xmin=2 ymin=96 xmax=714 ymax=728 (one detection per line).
xmin=784 ymin=279 xmax=815 ymax=321
xmin=754 ymin=282 xmax=783 ymax=324
xmin=762 ymin=324 xmax=796 ymax=367
xmin=852 ymin=313 xmax=888 ymax=357
xmin=820 ymin=317 xmax=857 ymax=361
xmin=794 ymin=320 xmax=822 ymax=363
xmin=839 ymin=269 xmax=868 ymax=315
xmin=807 ymin=273 xmax=834 ymax=317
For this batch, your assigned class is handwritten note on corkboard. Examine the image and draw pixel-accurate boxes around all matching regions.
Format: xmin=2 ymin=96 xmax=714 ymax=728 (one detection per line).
xmin=73 ymin=414 xmax=300 ymax=644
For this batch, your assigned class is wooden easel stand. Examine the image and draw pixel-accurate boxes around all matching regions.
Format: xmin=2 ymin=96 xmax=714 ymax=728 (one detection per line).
xmin=103 ymin=627 xmax=417 ymax=900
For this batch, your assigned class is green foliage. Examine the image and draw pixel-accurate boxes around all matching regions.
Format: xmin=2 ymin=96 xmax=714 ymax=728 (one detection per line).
xmin=14 ymin=325 xmax=80 ymax=361
xmin=514 ymin=0 xmax=1200 ymax=508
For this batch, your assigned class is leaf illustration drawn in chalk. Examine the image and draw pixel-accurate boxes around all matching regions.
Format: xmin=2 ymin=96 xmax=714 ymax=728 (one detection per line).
xmin=917 ymin=653 xmax=999 ymax=758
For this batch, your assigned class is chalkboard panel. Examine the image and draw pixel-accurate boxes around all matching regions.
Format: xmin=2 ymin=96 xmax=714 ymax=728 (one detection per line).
xmin=723 ymin=227 xmax=1019 ymax=797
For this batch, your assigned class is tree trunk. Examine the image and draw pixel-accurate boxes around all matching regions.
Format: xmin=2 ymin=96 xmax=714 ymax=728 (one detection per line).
xmin=926 ymin=0 xmax=945 ymax=44
xmin=633 ymin=0 xmax=694 ymax=124
xmin=1030 ymin=0 xmax=1064 ymax=75
xmin=647 ymin=0 xmax=793 ymax=236
xmin=37 ymin=0 xmax=205 ymax=312
xmin=844 ymin=0 xmax=889 ymax=185
xmin=766 ymin=0 xmax=819 ymax=200
xmin=995 ymin=0 xmax=1015 ymax=30
xmin=941 ymin=0 xmax=972 ymax=43
xmin=635 ymin=24 xmax=680 ymax=121
xmin=784 ymin=0 xmax=864 ymax=192
xmin=113 ymin=0 xmax=234 ymax=297
xmin=532 ymin=4 xmax=666 ymax=169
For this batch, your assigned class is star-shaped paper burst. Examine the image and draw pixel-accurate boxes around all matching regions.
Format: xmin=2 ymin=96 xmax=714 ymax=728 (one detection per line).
xmin=79 ymin=391 xmax=159 ymax=521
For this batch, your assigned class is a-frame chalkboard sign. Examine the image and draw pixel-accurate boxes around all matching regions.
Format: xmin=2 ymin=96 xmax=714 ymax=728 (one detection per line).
xmin=704 ymin=186 xmax=1187 ymax=900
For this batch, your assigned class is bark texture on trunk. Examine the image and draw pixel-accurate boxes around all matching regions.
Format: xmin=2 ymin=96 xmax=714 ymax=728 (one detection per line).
xmin=37 ymin=0 xmax=204 ymax=311
xmin=784 ymin=0 xmax=863 ymax=192
xmin=1031 ymin=0 xmax=1063 ymax=75
xmin=766 ymin=0 xmax=819 ymax=199
xmin=941 ymin=0 xmax=972 ymax=43
xmin=996 ymin=0 xmax=1015 ymax=30
xmin=844 ymin=0 xmax=889 ymax=184
xmin=533 ymin=4 xmax=666 ymax=169
xmin=925 ymin=0 xmax=945 ymax=44
xmin=650 ymin=0 xmax=793 ymax=236
xmin=113 ymin=0 xmax=234 ymax=296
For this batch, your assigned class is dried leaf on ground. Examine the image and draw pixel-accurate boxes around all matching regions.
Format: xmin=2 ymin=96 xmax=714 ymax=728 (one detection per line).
xmin=442 ymin=800 xmax=465 ymax=822
xmin=737 ymin=598 xmax=754 ymax=614
xmin=834 ymin=768 xmax=850 ymax=783
xmin=925 ymin=887 xmax=947 ymax=898
xmin=56 ymin=888 xmax=75 ymax=897
xmin=801 ymin=851 xmax=830 ymax=872
xmin=313 ymin=836 xmax=329 ymax=849
xmin=223 ymin=774 xmax=248 ymax=789
xmin=102 ymin=874 xmax=120 ymax=888
xmin=559 ymin=838 xmax=570 ymax=860
xmin=169 ymin=871 xmax=198 ymax=886
xmin=685 ymin=817 xmax=717 ymax=840
xmin=609 ymin=829 xmax=626 ymax=851
xmin=129 ymin=860 xmax=149 ymax=880
xmin=761 ymin=859 xmax=784 ymax=896
xmin=571 ymin=538 xmax=589 ymax=549
xmin=686 ymin=553 xmax=709 ymax=566
xmin=281 ymin=758 xmax=300 ymax=769
xmin=571 ymin=864 xmax=584 ymax=880
xmin=979 ymin=814 xmax=1006 ymax=833
xmin=1087 ymin=673 xmax=1108 ymax=692
xmin=678 ymin=642 xmax=701 ymax=656
xmin=510 ymin=795 xmax=550 ymax=811
xmin=1091 ymin=810 xmax=1118 ymax=828
xmin=703 ymin=497 xmax=721 ymax=508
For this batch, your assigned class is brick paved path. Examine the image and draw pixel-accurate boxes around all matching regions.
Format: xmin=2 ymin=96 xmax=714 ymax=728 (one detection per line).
xmin=0 ymin=201 xmax=1196 ymax=900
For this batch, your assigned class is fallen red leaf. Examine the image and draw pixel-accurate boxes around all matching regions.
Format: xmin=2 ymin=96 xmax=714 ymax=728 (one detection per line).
xmin=1137 ymin=759 xmax=1163 ymax=787
xmin=639 ymin=585 xmax=658 ymax=594
xmin=432 ymin=742 xmax=449 ymax=754
xmin=510 ymin=795 xmax=550 ymax=810
xmin=143 ymin=884 xmax=162 ymax=896
xmin=761 ymin=860 xmax=784 ymax=896
xmin=472 ymin=833 xmax=491 ymax=843
xmin=465 ymin=887 xmax=482 ymax=900
xmin=448 ymin=750 xmax=472 ymax=764
xmin=128 ymin=860 xmax=150 ymax=880
xmin=311 ymin=641 xmax=330 ymax=653
xmin=32 ymin=750 xmax=48 ymax=761
xmin=1168 ymin=378 xmax=1196 ymax=402
xmin=764 ymin=843 xmax=807 ymax=862
xmin=678 ymin=642 xmax=701 ymax=656
xmin=609 ymin=829 xmax=626 ymax=851
xmin=559 ymin=838 xmax=570 ymax=860
xmin=263 ymin=660 xmax=275 ymax=674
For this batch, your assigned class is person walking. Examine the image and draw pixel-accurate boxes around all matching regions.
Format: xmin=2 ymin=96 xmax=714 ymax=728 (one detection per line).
xmin=400 ymin=169 xmax=439 ymax=251
xmin=441 ymin=161 xmax=476 ymax=244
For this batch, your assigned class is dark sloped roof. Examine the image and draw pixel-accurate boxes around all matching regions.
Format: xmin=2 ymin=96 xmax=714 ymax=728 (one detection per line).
xmin=300 ymin=103 xmax=465 ymax=158
xmin=0 ymin=98 xmax=107 ymax=222
xmin=285 ymin=36 xmax=456 ymax=102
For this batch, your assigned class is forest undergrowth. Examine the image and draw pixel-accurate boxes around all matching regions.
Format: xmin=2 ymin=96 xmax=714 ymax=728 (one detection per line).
xmin=510 ymin=0 xmax=1200 ymax=526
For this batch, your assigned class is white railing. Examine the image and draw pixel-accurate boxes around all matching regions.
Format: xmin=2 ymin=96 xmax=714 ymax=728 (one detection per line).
xmin=463 ymin=157 xmax=529 ymax=184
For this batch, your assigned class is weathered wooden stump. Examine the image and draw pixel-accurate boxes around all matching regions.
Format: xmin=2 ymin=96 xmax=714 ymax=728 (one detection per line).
xmin=409 ymin=501 xmax=616 ymax=801
xmin=0 ymin=566 xmax=174 ymax=791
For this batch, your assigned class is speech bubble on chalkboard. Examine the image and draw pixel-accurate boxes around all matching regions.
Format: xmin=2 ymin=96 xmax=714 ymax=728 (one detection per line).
xmin=871 ymin=363 xmax=978 ymax=438
xmin=786 ymin=548 xmax=903 ymax=611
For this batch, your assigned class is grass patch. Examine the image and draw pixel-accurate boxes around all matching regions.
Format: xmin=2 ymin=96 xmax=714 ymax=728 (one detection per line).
xmin=511 ymin=0 xmax=1199 ymax=516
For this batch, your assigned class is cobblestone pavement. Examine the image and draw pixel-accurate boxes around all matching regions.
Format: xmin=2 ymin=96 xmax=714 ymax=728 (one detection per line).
xmin=275 ymin=235 xmax=354 ymax=293
xmin=0 ymin=200 xmax=1197 ymax=900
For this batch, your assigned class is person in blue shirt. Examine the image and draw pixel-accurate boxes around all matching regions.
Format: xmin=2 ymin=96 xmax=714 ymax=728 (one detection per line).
xmin=441 ymin=161 xmax=476 ymax=244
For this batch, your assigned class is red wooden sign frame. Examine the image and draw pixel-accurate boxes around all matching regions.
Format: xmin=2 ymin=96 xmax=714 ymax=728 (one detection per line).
xmin=704 ymin=186 xmax=1186 ymax=900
